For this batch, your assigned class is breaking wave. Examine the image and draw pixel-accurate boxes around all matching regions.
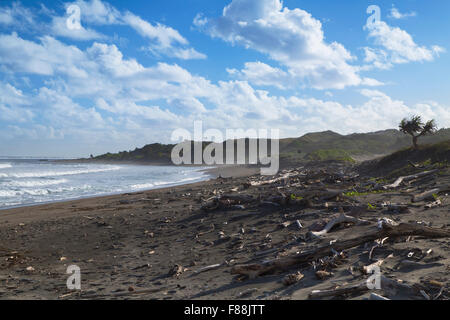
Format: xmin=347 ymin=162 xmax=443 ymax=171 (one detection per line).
xmin=0 ymin=163 xmax=12 ymax=169
xmin=2 ymin=166 xmax=121 ymax=178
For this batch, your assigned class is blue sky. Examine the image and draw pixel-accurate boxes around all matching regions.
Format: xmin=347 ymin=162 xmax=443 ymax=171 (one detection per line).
xmin=0 ymin=0 xmax=449 ymax=157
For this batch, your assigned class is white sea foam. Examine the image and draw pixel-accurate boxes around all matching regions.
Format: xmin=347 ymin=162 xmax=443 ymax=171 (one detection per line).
xmin=0 ymin=185 xmax=92 ymax=198
xmin=131 ymin=176 xmax=203 ymax=190
xmin=131 ymin=183 xmax=155 ymax=189
xmin=4 ymin=179 xmax=68 ymax=188
xmin=0 ymin=162 xmax=209 ymax=209
xmin=0 ymin=163 xmax=12 ymax=169
xmin=0 ymin=190 xmax=17 ymax=197
xmin=3 ymin=166 xmax=121 ymax=178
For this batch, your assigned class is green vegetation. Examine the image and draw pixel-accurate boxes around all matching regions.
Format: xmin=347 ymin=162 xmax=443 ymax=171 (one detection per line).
xmin=304 ymin=149 xmax=355 ymax=163
xmin=89 ymin=129 xmax=450 ymax=165
xmin=93 ymin=143 xmax=174 ymax=163
xmin=364 ymin=139 xmax=450 ymax=178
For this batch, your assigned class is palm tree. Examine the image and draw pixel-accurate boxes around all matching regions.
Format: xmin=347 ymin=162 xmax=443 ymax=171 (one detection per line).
xmin=399 ymin=115 xmax=437 ymax=149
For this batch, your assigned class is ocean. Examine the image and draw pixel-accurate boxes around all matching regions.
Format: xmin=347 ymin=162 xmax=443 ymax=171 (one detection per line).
xmin=0 ymin=159 xmax=209 ymax=209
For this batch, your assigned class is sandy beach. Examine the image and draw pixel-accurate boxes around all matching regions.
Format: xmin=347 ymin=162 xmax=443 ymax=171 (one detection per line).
xmin=0 ymin=163 xmax=449 ymax=300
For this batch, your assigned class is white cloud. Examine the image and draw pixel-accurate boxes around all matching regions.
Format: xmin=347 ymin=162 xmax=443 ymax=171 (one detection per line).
xmin=67 ymin=0 xmax=206 ymax=59
xmin=364 ymin=21 xmax=445 ymax=69
xmin=0 ymin=33 xmax=89 ymax=77
xmin=0 ymin=2 xmax=34 ymax=27
xmin=193 ymin=13 xmax=208 ymax=27
xmin=227 ymin=61 xmax=292 ymax=89
xmin=389 ymin=7 xmax=417 ymax=20
xmin=87 ymin=42 xmax=144 ymax=77
xmin=73 ymin=0 xmax=121 ymax=25
xmin=50 ymin=16 xmax=104 ymax=41
xmin=200 ymin=0 xmax=364 ymax=90
xmin=1 ymin=30 xmax=448 ymax=156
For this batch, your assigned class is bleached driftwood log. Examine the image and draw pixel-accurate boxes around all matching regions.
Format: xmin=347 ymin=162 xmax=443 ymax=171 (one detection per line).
xmin=248 ymin=173 xmax=293 ymax=186
xmin=362 ymin=253 xmax=394 ymax=274
xmin=231 ymin=222 xmax=450 ymax=279
xmin=308 ymin=214 xmax=370 ymax=238
xmin=383 ymin=170 xmax=439 ymax=190
xmin=309 ymin=275 xmax=417 ymax=299
xmin=192 ymin=263 xmax=224 ymax=275
xmin=413 ymin=188 xmax=440 ymax=202
xmin=369 ymin=293 xmax=391 ymax=300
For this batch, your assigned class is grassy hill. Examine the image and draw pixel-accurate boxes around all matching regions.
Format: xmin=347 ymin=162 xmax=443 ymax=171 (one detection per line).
xmin=90 ymin=128 xmax=450 ymax=165
xmin=358 ymin=139 xmax=450 ymax=177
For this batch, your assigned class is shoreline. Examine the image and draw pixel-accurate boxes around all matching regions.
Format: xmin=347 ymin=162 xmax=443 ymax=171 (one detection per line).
xmin=0 ymin=165 xmax=258 ymax=212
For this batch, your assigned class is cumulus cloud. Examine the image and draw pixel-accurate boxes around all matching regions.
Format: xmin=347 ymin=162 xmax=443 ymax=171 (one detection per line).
xmin=227 ymin=61 xmax=292 ymax=89
xmin=198 ymin=0 xmax=364 ymax=90
xmin=60 ymin=0 xmax=206 ymax=59
xmin=2 ymin=32 xmax=448 ymax=144
xmin=0 ymin=6 xmax=448 ymax=156
xmin=50 ymin=15 xmax=105 ymax=41
xmin=363 ymin=20 xmax=445 ymax=70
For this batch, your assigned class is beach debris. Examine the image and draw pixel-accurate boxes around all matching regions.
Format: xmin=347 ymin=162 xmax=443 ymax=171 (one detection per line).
xmin=315 ymin=270 xmax=333 ymax=280
xmin=425 ymin=199 xmax=442 ymax=209
xmin=309 ymin=283 xmax=368 ymax=299
xmin=195 ymin=224 xmax=215 ymax=238
xmin=201 ymin=194 xmax=255 ymax=212
xmin=308 ymin=213 xmax=370 ymax=239
xmin=309 ymin=275 xmax=418 ymax=299
xmin=369 ymin=293 xmax=390 ymax=300
xmin=231 ymin=222 xmax=450 ymax=279
xmin=383 ymin=170 xmax=439 ymax=190
xmin=282 ymin=271 xmax=304 ymax=286
xmin=168 ymin=264 xmax=184 ymax=278
xmin=413 ymin=188 xmax=441 ymax=202
xmin=238 ymin=288 xmax=258 ymax=298
xmin=192 ymin=263 xmax=224 ymax=275
xmin=362 ymin=253 xmax=394 ymax=274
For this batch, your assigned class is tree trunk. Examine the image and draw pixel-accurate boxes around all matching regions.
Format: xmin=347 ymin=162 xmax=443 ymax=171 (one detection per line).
xmin=412 ymin=135 xmax=419 ymax=149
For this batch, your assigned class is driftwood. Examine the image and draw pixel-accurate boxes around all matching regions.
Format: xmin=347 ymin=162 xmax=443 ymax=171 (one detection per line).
xmin=362 ymin=253 xmax=394 ymax=274
xmin=248 ymin=173 xmax=293 ymax=186
xmin=369 ymin=293 xmax=391 ymax=300
xmin=309 ymin=275 xmax=418 ymax=299
xmin=231 ymin=222 xmax=450 ymax=279
xmin=413 ymin=188 xmax=440 ymax=202
xmin=201 ymin=194 xmax=255 ymax=211
xmin=368 ymin=237 xmax=389 ymax=261
xmin=192 ymin=263 xmax=224 ymax=275
xmin=425 ymin=199 xmax=442 ymax=209
xmin=309 ymin=282 xmax=368 ymax=299
xmin=308 ymin=214 xmax=370 ymax=238
xmin=383 ymin=170 xmax=439 ymax=190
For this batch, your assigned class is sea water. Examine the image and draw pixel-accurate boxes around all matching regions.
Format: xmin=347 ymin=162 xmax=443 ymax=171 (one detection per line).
xmin=0 ymin=159 xmax=209 ymax=209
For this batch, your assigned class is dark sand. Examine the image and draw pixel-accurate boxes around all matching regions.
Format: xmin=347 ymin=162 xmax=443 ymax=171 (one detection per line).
xmin=0 ymin=163 xmax=449 ymax=300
